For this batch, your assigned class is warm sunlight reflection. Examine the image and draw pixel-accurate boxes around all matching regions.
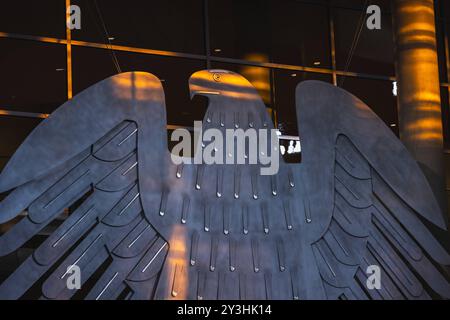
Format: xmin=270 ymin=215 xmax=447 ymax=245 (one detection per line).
xmin=240 ymin=54 xmax=271 ymax=104
xmin=189 ymin=70 xmax=261 ymax=101
xmin=166 ymin=225 xmax=188 ymax=299
xmin=111 ymin=72 xmax=163 ymax=102
xmin=396 ymin=1 xmax=443 ymax=145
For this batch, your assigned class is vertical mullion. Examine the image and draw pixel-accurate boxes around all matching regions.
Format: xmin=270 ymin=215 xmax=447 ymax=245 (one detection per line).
xmin=203 ymin=0 xmax=211 ymax=69
xmin=65 ymin=0 xmax=73 ymax=99
xmin=269 ymin=68 xmax=277 ymax=128
xmin=328 ymin=3 xmax=337 ymax=86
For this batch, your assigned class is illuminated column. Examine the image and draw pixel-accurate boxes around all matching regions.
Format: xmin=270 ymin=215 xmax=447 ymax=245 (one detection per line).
xmin=393 ymin=0 xmax=447 ymax=215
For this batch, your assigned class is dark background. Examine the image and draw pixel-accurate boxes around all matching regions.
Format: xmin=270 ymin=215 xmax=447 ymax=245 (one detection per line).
xmin=0 ymin=0 xmax=449 ymax=294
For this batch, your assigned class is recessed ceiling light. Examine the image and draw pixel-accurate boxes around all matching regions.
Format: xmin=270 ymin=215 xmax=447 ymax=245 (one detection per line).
xmin=291 ymin=73 xmax=297 ymax=77
xmin=313 ymin=61 xmax=321 ymax=66
xmin=390 ymin=123 xmax=397 ymax=127
xmin=55 ymin=68 xmax=65 ymax=72
xmin=108 ymin=37 xmax=115 ymax=41
xmin=214 ymin=48 xmax=222 ymax=53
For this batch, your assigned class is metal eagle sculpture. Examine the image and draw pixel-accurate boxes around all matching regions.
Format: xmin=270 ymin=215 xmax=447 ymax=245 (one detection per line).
xmin=0 ymin=70 xmax=449 ymax=300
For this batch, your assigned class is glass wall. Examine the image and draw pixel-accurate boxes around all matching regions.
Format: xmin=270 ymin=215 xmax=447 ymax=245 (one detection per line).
xmin=0 ymin=0 xmax=448 ymax=170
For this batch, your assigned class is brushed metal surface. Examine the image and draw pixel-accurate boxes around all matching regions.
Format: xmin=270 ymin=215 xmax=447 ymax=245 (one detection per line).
xmin=0 ymin=70 xmax=448 ymax=300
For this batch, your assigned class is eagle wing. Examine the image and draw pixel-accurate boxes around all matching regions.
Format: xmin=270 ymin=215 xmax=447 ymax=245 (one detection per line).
xmin=0 ymin=72 xmax=170 ymax=300
xmin=296 ymin=81 xmax=450 ymax=299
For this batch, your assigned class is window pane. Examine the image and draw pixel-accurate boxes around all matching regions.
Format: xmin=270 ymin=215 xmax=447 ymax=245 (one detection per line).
xmin=210 ymin=62 xmax=274 ymax=109
xmin=331 ymin=0 xmax=391 ymax=11
xmin=209 ymin=0 xmax=331 ymax=68
xmin=441 ymin=0 xmax=450 ymax=23
xmin=436 ymin=30 xmax=448 ymax=83
xmin=444 ymin=21 xmax=450 ymax=82
xmin=0 ymin=1 xmax=66 ymax=39
xmin=72 ymin=46 xmax=206 ymax=126
xmin=72 ymin=0 xmax=205 ymax=54
xmin=274 ymin=70 xmax=333 ymax=136
xmin=435 ymin=1 xmax=448 ymax=83
xmin=72 ymin=46 xmax=117 ymax=94
xmin=0 ymin=39 xmax=67 ymax=114
xmin=334 ymin=6 xmax=395 ymax=76
xmin=338 ymin=76 xmax=399 ymax=135
xmin=0 ymin=116 xmax=42 ymax=159
xmin=270 ymin=1 xmax=331 ymax=67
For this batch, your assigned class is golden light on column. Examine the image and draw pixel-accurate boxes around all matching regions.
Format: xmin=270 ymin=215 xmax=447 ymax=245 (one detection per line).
xmin=65 ymin=0 xmax=73 ymax=100
xmin=393 ymin=0 xmax=446 ymax=213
